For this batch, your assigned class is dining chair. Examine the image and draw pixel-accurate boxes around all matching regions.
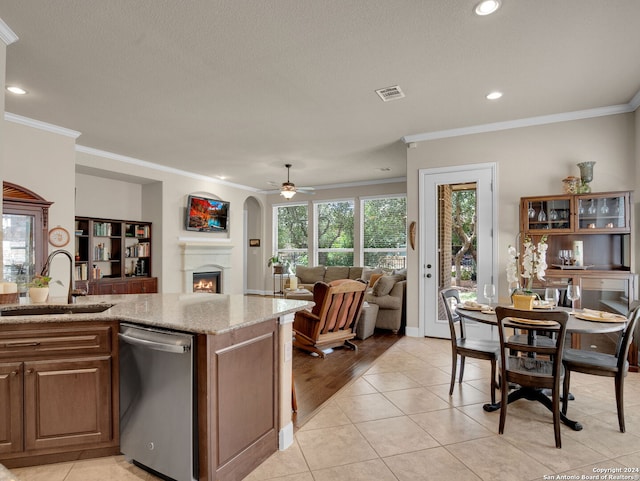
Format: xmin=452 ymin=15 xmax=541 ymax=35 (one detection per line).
xmin=562 ymin=303 xmax=640 ymax=433
xmin=441 ymin=288 xmax=500 ymax=404
xmin=495 ymin=306 xmax=569 ymax=448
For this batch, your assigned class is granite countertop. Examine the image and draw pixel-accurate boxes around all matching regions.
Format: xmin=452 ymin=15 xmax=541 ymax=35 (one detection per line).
xmin=0 ymin=464 xmax=18 ymax=481
xmin=0 ymin=293 xmax=312 ymax=334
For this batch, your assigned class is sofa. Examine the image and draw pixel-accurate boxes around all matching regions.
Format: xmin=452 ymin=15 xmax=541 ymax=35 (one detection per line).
xmin=364 ymin=274 xmax=406 ymax=333
xmin=292 ymin=265 xmax=383 ymax=291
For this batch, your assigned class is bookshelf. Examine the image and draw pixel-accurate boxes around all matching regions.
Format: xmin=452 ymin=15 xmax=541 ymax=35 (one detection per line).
xmin=74 ymin=216 xmax=157 ymax=295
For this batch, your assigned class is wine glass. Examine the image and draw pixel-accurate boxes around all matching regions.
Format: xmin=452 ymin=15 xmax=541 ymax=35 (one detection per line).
xmin=600 ymin=198 xmax=609 ymax=215
xmin=538 ymin=208 xmax=547 ymax=222
xmin=567 ymin=284 xmax=581 ymax=313
xmin=588 ymin=199 xmax=597 ymax=215
xmin=483 ymin=284 xmax=496 ymax=308
xmin=549 ymin=201 xmax=558 ymax=221
xmin=544 ymin=287 xmax=559 ymax=307
xmin=578 ymin=199 xmax=585 ymax=215
xmin=528 ymin=202 xmax=536 ymax=219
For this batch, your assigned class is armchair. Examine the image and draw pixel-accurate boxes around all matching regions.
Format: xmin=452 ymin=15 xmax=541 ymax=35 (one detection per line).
xmin=293 ymin=279 xmax=367 ymax=358
xmin=364 ymin=275 xmax=406 ymax=333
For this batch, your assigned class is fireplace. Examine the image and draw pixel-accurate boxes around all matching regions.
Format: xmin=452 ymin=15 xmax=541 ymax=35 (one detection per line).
xmin=180 ymin=243 xmax=232 ymax=294
xmin=193 ymin=271 xmax=221 ymax=293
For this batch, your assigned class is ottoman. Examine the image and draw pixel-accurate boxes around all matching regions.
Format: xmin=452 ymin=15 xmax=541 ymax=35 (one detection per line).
xmin=284 ymin=288 xmax=314 ymax=301
xmin=356 ymin=302 xmax=379 ymax=340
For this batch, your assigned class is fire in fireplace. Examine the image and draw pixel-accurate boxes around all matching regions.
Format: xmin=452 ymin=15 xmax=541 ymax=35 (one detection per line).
xmin=193 ymin=271 xmax=221 ymax=293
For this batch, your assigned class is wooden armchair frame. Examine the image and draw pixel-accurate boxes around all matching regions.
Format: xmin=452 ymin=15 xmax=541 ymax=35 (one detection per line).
xmin=293 ymin=279 xmax=367 ymax=358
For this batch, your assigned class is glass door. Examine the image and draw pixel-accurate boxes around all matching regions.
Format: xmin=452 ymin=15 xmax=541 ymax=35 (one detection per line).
xmin=421 ymin=165 xmax=496 ymax=339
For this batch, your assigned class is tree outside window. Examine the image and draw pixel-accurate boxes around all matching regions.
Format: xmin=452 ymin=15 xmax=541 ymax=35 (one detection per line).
xmin=362 ymin=196 xmax=407 ymax=268
xmin=274 ymin=204 xmax=308 ymax=268
xmin=316 ymin=201 xmax=354 ymax=266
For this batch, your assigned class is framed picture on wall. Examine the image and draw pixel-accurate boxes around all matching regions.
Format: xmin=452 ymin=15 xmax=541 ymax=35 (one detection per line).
xmin=249 ymin=239 xmax=260 ymax=247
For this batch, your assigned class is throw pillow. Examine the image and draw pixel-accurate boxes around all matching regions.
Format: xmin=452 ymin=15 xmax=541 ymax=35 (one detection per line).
xmin=392 ymin=268 xmax=407 ymax=278
xmin=372 ymin=275 xmax=403 ymax=296
xmin=368 ymin=273 xmax=384 ymax=287
xmin=361 ymin=267 xmax=383 ymax=282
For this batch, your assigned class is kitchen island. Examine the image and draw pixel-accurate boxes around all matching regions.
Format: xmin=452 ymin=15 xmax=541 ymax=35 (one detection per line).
xmin=0 ymin=293 xmax=311 ymax=481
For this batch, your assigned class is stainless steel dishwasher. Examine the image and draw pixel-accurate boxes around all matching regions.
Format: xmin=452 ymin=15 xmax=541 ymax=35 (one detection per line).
xmin=119 ymin=323 xmax=197 ymax=481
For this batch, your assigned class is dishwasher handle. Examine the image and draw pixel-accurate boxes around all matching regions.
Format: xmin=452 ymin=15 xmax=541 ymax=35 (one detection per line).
xmin=118 ymin=332 xmax=191 ymax=354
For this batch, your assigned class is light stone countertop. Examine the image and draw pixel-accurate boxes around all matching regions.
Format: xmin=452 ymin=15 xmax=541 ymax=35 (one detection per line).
xmin=0 ymin=293 xmax=313 ymax=334
xmin=0 ymin=464 xmax=18 ymax=481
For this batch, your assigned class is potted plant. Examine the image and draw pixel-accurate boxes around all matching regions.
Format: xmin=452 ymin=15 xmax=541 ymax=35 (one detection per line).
xmin=506 ymin=235 xmax=548 ymax=309
xmin=267 ymin=254 xmax=290 ymax=275
xmin=28 ymin=275 xmax=52 ymax=302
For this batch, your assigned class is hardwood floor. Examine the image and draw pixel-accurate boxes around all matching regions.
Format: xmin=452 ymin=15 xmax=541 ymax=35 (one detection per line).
xmin=291 ymin=329 xmax=401 ymax=429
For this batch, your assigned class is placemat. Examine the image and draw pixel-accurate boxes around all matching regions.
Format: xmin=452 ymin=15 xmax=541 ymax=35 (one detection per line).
xmin=509 ymin=317 xmax=558 ymax=327
xmin=574 ymin=311 xmax=627 ymax=323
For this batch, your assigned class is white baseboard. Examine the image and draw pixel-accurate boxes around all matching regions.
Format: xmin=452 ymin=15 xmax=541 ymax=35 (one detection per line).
xmin=405 ymin=326 xmax=422 ymax=337
xmin=279 ymin=422 xmax=294 ymax=450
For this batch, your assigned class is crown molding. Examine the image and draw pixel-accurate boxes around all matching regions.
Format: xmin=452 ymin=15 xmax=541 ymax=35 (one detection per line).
xmin=402 ymin=102 xmax=638 ymax=144
xmin=0 ymin=18 xmax=18 ymax=45
xmin=75 ymin=144 xmax=261 ymax=192
xmin=4 ymin=112 xmax=81 ymax=138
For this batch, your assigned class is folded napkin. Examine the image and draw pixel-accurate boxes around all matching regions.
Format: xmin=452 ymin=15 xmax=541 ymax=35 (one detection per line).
xmin=462 ymin=300 xmax=490 ymax=310
xmin=532 ymin=300 xmax=553 ymax=309
xmin=581 ymin=308 xmax=622 ymax=319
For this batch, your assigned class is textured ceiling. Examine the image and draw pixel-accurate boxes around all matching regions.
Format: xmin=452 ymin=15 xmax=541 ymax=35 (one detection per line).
xmin=2 ymin=1 xmax=640 ymax=191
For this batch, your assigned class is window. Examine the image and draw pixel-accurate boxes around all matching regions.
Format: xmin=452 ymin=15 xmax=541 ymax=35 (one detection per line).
xmin=315 ymin=200 xmax=354 ymax=266
xmin=362 ymin=196 xmax=407 ymax=268
xmin=273 ymin=203 xmax=308 ymax=267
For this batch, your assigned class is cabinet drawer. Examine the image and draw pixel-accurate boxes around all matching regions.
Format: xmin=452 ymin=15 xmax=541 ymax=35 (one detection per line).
xmin=0 ymin=326 xmax=112 ymax=359
xmin=581 ymin=278 xmax=627 ymax=291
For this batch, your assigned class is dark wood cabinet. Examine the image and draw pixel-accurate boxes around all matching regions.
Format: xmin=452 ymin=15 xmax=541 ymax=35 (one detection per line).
xmin=197 ymin=319 xmax=279 ymax=481
xmin=74 ymin=217 xmax=157 ymax=295
xmin=521 ymin=191 xmax=637 ymax=369
xmin=0 ymin=362 xmax=23 ymax=455
xmin=0 ymin=322 xmax=119 ymax=467
xmin=24 ymin=357 xmax=112 ymax=451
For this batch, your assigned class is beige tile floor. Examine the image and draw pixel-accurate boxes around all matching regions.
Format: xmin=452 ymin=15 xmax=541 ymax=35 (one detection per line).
xmin=11 ymin=336 xmax=640 ymax=481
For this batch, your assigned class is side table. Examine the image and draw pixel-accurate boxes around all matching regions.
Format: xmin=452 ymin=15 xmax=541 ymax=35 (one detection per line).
xmin=356 ymin=303 xmax=379 ymax=340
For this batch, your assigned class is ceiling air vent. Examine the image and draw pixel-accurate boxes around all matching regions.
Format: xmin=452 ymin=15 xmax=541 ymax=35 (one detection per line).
xmin=375 ymin=85 xmax=405 ymax=102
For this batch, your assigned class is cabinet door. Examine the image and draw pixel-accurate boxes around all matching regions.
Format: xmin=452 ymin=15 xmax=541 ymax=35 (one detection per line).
xmin=24 ymin=356 xmax=112 ymax=451
xmin=128 ymin=277 xmax=158 ymax=294
xmin=575 ymin=192 xmax=630 ymax=233
xmin=0 ymin=362 xmax=23 ymax=455
xmin=521 ymin=196 xmax=572 ymax=233
xmin=95 ymin=280 xmax=128 ymax=295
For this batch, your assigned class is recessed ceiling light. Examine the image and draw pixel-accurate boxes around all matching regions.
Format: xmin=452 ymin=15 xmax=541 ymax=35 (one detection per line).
xmin=475 ymin=0 xmax=501 ymax=16
xmin=486 ymin=91 xmax=503 ymax=100
xmin=6 ymin=86 xmax=27 ymax=95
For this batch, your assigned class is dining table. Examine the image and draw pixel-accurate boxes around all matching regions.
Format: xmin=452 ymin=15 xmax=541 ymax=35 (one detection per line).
xmin=455 ymin=303 xmax=628 ymax=431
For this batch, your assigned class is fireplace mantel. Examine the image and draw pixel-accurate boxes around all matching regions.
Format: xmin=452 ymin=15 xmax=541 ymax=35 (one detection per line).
xmin=180 ymin=243 xmax=233 ymax=294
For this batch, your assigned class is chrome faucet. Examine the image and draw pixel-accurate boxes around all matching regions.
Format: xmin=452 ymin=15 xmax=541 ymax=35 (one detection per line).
xmin=41 ymin=249 xmax=74 ymax=304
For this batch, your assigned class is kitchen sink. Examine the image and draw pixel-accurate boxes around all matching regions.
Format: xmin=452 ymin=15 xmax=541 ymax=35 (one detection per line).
xmin=0 ymin=304 xmax=114 ymax=316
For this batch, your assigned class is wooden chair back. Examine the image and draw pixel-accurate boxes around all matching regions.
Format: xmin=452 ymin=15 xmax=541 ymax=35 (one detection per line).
xmin=293 ymin=279 xmax=367 ymax=358
xmin=495 ymin=306 xmax=569 ymax=447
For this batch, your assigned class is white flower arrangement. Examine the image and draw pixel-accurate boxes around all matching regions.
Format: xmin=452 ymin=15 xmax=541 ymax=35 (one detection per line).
xmin=506 ymin=235 xmax=548 ymax=292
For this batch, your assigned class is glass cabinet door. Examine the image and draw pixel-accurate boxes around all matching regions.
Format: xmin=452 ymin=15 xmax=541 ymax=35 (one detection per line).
xmin=523 ymin=197 xmax=572 ymax=232
xmin=2 ymin=213 xmax=37 ymax=295
xmin=575 ymin=192 xmax=629 ymax=232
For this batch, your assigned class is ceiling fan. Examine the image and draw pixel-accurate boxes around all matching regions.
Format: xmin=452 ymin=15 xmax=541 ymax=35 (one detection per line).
xmin=277 ymin=164 xmax=314 ymax=199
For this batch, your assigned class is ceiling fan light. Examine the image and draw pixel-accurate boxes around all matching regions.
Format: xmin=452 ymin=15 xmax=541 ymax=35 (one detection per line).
xmin=280 ymin=182 xmax=297 ymax=199
xmin=475 ymin=0 xmax=501 ymax=16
